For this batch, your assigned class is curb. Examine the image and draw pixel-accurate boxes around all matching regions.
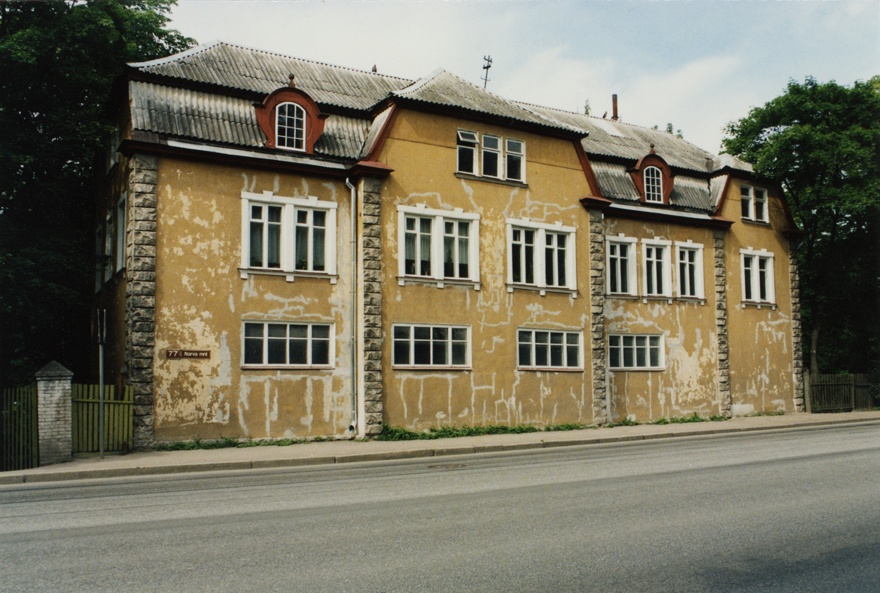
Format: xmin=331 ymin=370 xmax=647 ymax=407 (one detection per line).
xmin=2 ymin=416 xmax=878 ymax=486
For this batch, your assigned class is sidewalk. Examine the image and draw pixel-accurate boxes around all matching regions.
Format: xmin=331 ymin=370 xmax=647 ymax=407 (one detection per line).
xmin=3 ymin=411 xmax=879 ymax=485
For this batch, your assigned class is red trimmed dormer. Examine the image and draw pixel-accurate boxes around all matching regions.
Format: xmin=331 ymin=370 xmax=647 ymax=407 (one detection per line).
xmin=630 ymin=145 xmax=674 ymax=206
xmin=255 ymin=75 xmax=327 ymax=152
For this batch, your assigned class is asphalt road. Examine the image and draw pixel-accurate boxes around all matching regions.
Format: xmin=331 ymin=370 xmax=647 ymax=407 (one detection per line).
xmin=1 ymin=423 xmax=878 ymax=592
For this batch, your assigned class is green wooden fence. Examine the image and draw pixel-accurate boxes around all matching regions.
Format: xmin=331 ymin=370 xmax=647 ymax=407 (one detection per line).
xmin=72 ymin=384 xmax=134 ymax=453
xmin=0 ymin=385 xmax=39 ymax=471
xmin=808 ymin=374 xmax=879 ymax=413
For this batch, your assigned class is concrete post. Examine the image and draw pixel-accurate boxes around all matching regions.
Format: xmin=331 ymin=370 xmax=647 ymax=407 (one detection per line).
xmin=35 ymin=361 xmax=74 ymax=466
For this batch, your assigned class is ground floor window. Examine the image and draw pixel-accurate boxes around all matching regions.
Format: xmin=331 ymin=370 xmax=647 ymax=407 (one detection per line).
xmin=517 ymin=329 xmax=581 ymax=369
xmin=608 ymin=334 xmax=664 ymax=370
xmin=392 ymin=324 xmax=470 ymax=368
xmin=243 ymin=321 xmax=332 ymax=367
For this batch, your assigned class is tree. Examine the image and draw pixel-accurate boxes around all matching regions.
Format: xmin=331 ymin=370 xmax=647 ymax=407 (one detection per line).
xmin=723 ymin=77 xmax=880 ymax=374
xmin=0 ymin=0 xmax=194 ymax=385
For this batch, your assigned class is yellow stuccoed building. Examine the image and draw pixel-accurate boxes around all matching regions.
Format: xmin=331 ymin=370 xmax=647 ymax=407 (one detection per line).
xmin=93 ymin=42 xmax=803 ymax=447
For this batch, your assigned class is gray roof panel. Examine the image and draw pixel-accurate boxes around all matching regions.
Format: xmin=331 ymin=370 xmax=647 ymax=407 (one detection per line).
xmin=131 ymin=41 xmax=412 ymax=111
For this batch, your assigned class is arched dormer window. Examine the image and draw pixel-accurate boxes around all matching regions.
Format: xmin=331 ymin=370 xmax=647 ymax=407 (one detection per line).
xmin=255 ymin=76 xmax=326 ymax=153
xmin=644 ymin=166 xmax=663 ymax=203
xmin=630 ymin=146 xmax=674 ymax=206
xmin=276 ymin=102 xmax=305 ymax=151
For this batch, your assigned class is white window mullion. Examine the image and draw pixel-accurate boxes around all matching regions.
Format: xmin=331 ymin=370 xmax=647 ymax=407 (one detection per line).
xmin=432 ymin=214 xmax=444 ymax=281
xmin=280 ymin=204 xmax=294 ymax=273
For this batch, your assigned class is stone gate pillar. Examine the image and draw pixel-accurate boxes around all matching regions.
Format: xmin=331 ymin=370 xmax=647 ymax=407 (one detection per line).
xmin=35 ymin=361 xmax=73 ymax=466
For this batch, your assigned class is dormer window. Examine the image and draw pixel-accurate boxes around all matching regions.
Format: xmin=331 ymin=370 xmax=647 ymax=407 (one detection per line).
xmin=630 ymin=148 xmax=673 ymax=206
xmin=644 ymin=166 xmax=663 ymax=203
xmin=255 ymin=80 xmax=326 ymax=153
xmin=276 ymin=102 xmax=305 ymax=151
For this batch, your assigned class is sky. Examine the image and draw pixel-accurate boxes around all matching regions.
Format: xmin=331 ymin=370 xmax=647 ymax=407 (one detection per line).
xmin=168 ymin=0 xmax=880 ymax=154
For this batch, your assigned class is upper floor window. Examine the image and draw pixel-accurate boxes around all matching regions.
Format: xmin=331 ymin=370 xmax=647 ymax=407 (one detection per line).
xmin=644 ymin=166 xmax=663 ymax=203
xmin=240 ymin=191 xmax=337 ymax=281
xmin=276 ymin=102 xmax=305 ymax=151
xmin=740 ymin=248 xmax=775 ymax=305
xmin=630 ymin=150 xmax=672 ymax=205
xmin=642 ymin=239 xmax=672 ymax=298
xmin=741 ymin=185 xmax=769 ymax=223
xmin=255 ymin=84 xmax=326 ymax=153
xmin=457 ymin=130 xmax=479 ymax=175
xmin=606 ymin=235 xmax=638 ymax=296
xmin=675 ymin=241 xmax=705 ymax=299
xmin=392 ymin=324 xmax=470 ymax=368
xmin=456 ymin=129 xmax=526 ymax=183
xmin=397 ymin=205 xmax=480 ymax=287
xmin=243 ymin=321 xmax=333 ymax=368
xmin=507 ymin=218 xmax=576 ymax=294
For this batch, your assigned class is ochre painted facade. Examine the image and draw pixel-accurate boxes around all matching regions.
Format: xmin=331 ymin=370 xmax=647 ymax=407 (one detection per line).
xmin=150 ymin=159 xmax=355 ymax=440
xmin=376 ymin=111 xmax=595 ymax=430
xmin=93 ymin=42 xmax=803 ymax=446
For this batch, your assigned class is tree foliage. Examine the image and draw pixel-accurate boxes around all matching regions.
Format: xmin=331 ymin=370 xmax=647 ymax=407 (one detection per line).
xmin=0 ymin=0 xmax=193 ymax=385
xmin=723 ymin=77 xmax=880 ymax=373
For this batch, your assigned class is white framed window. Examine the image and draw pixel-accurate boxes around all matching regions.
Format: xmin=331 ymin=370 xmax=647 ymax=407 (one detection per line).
xmin=740 ymin=248 xmax=775 ymax=305
xmin=392 ymin=324 xmax=470 ymax=368
xmin=243 ymin=321 xmax=333 ymax=367
xmin=115 ymin=194 xmax=127 ymax=272
xmin=456 ymin=130 xmax=526 ymax=183
xmin=482 ymin=134 xmax=501 ymax=178
xmin=241 ymin=191 xmax=337 ymax=280
xmin=741 ymin=185 xmax=769 ymax=223
xmin=675 ymin=241 xmax=704 ymax=299
xmin=641 ymin=239 xmax=672 ymax=298
xmin=506 ymin=138 xmax=525 ymax=182
xmin=644 ymin=166 xmax=663 ymax=203
xmin=606 ymin=235 xmax=638 ymax=296
xmin=457 ymin=130 xmax=479 ymax=175
xmin=397 ymin=205 xmax=480 ymax=286
xmin=276 ymin=102 xmax=305 ymax=151
xmin=507 ymin=218 xmax=576 ymax=294
xmin=517 ymin=329 xmax=582 ymax=370
xmin=609 ymin=334 xmax=664 ymax=370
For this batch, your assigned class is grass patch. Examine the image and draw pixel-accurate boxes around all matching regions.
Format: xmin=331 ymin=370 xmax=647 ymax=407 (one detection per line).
xmin=374 ymin=424 xmax=541 ymax=441
xmin=606 ymin=417 xmax=640 ymax=427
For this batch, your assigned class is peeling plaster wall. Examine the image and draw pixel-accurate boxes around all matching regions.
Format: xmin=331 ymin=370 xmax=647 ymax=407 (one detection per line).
xmin=377 ymin=111 xmax=594 ymax=430
xmin=152 ymin=158 xmax=354 ymax=440
xmin=604 ymin=219 xmax=720 ymax=422
xmin=721 ymin=181 xmax=795 ymax=415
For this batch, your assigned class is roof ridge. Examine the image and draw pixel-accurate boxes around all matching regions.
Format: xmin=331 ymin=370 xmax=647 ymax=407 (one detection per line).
xmin=131 ymin=40 xmax=415 ymax=84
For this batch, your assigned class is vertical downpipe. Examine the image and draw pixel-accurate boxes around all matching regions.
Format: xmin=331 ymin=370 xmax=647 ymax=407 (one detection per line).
xmin=345 ymin=178 xmax=358 ymax=435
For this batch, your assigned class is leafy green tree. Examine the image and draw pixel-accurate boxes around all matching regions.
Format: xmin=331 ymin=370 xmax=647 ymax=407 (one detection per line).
xmin=723 ymin=77 xmax=880 ymax=374
xmin=0 ymin=0 xmax=194 ymax=385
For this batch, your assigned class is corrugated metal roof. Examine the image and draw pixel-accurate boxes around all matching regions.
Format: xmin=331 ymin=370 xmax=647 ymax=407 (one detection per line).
xmin=130 ymin=41 xmax=412 ymax=111
xmin=129 ymin=81 xmax=369 ymax=159
xmin=709 ymin=175 xmax=729 ymax=211
xmin=591 ymin=161 xmax=640 ymax=201
xmin=590 ymin=161 xmax=713 ymax=212
xmin=522 ymin=103 xmax=742 ymax=175
xmin=393 ymin=70 xmax=581 ymax=135
xmin=669 ymin=175 xmax=712 ymax=211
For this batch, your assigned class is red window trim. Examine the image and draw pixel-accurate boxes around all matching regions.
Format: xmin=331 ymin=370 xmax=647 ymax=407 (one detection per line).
xmin=255 ymin=86 xmax=327 ymax=152
xmin=630 ymin=150 xmax=674 ymax=206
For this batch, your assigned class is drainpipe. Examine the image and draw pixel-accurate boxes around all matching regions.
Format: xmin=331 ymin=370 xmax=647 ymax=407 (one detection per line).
xmin=345 ymin=178 xmax=358 ymax=435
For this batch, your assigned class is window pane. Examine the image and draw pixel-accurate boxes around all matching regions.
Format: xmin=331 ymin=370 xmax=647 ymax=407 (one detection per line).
xmin=451 ymin=342 xmax=466 ymax=365
xmin=244 ymin=338 xmax=263 ymax=364
xmin=432 ymin=340 xmax=447 ymax=365
xmin=311 ymin=338 xmax=329 ymax=365
xmin=295 ymin=223 xmax=308 ymax=270
xmin=288 ymin=337 xmax=307 ymax=364
xmin=458 ymin=146 xmax=475 ymax=174
xmin=268 ymin=338 xmax=287 ymax=364
xmin=393 ymin=337 xmax=410 ymax=365
xmin=414 ymin=339 xmax=430 ymax=365
xmin=250 ymin=221 xmax=263 ymax=267
xmin=507 ymin=154 xmax=522 ymax=181
xmin=414 ymin=326 xmax=430 ymax=340
xmin=452 ymin=328 xmax=467 ymax=341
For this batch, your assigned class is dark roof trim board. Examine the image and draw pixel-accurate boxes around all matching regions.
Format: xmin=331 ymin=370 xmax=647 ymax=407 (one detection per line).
xmin=580 ymin=196 xmax=734 ymax=230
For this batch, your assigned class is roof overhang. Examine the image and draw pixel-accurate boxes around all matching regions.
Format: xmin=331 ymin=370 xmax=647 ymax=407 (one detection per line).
xmin=580 ymin=196 xmax=734 ymax=229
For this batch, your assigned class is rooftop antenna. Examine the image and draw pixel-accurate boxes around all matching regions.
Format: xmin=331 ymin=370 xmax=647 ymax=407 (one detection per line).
xmin=481 ymin=55 xmax=493 ymax=89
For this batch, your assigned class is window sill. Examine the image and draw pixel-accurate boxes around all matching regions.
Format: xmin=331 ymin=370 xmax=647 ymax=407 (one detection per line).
xmin=675 ymin=297 xmax=707 ymax=305
xmin=609 ymin=367 xmax=666 ymax=372
xmin=517 ymin=367 xmax=584 ymax=373
xmin=741 ymin=301 xmax=777 ymax=310
xmin=398 ymin=276 xmax=481 ymax=291
xmin=606 ymin=293 xmax=639 ymax=300
xmin=507 ymin=283 xmax=578 ymax=298
xmin=239 ymin=268 xmax=338 ymax=284
xmin=241 ymin=365 xmax=334 ymax=371
xmin=455 ymin=172 xmax=527 ymax=188
xmin=641 ymin=295 xmax=674 ymax=304
xmin=741 ymin=218 xmax=771 ymax=227
xmin=392 ymin=365 xmax=472 ymax=371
